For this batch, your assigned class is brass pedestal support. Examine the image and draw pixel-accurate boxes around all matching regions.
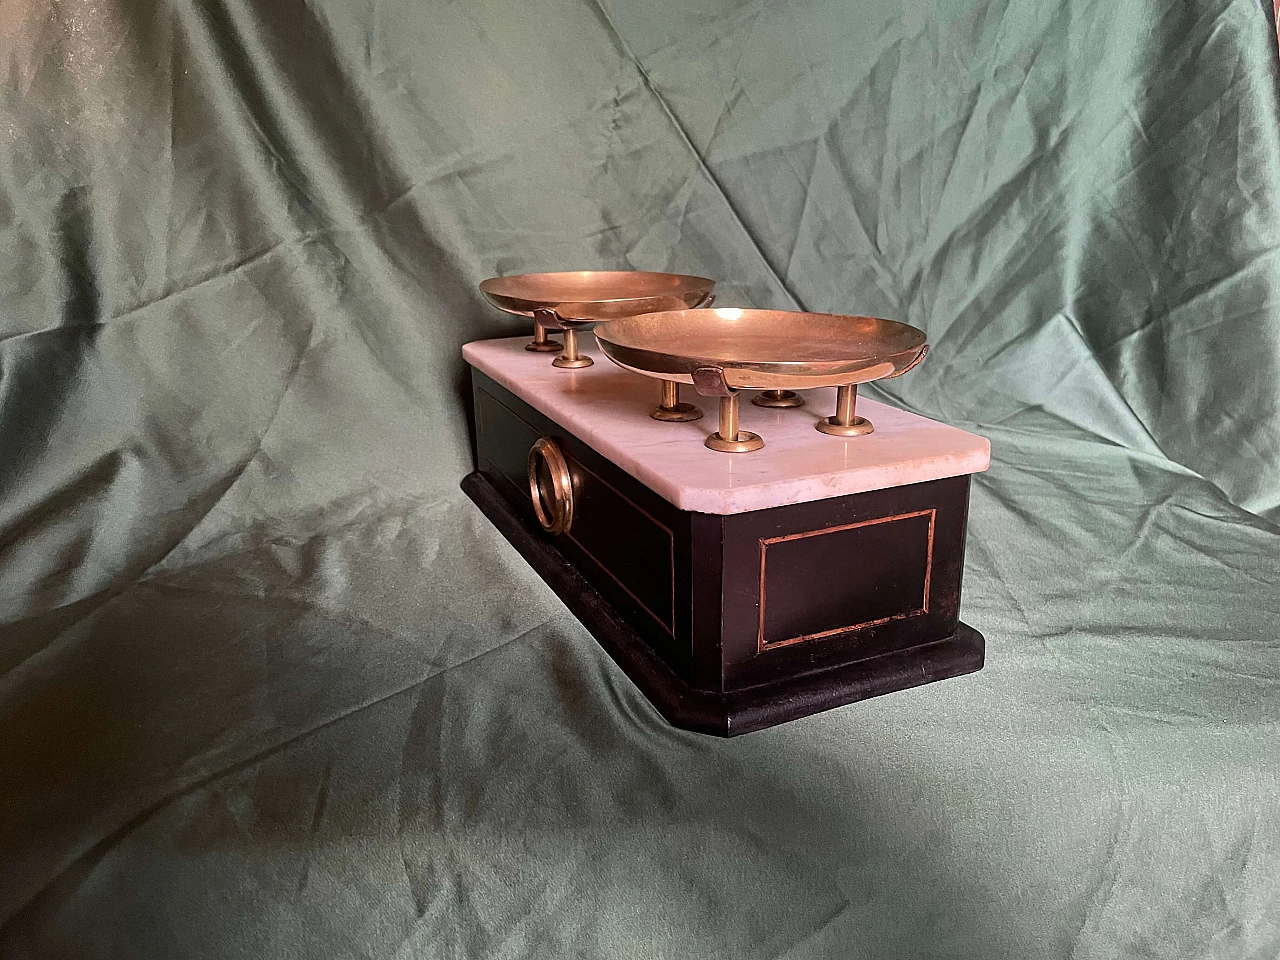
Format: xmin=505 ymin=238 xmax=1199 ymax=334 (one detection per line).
xmin=525 ymin=317 xmax=562 ymax=353
xmin=691 ymin=366 xmax=764 ymax=453
xmin=706 ymin=394 xmax=764 ymax=453
xmin=551 ymin=327 xmax=593 ymax=369
xmin=532 ymin=308 xmax=593 ymax=368
xmin=651 ymin=380 xmax=703 ymax=422
xmin=816 ymin=384 xmax=873 ymax=436
xmin=753 ymin=389 xmax=804 ymax=408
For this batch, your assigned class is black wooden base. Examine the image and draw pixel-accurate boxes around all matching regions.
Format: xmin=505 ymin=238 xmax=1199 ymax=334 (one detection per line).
xmin=463 ymin=471 xmax=984 ymax=737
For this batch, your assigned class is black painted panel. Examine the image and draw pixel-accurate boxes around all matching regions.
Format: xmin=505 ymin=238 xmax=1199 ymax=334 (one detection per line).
xmin=719 ymin=475 xmax=970 ymax=691
xmin=462 ymin=471 xmax=985 ymax=736
xmin=471 ymin=371 xmax=693 ymax=679
xmin=564 ymin=460 xmax=675 ymax=632
xmin=760 ymin=510 xmax=933 ymax=649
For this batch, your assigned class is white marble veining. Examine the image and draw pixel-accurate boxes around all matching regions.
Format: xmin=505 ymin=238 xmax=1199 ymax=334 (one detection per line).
xmin=464 ymin=336 xmax=990 ymax=515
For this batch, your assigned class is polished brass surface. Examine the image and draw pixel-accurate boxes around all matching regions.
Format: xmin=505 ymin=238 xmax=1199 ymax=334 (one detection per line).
xmin=594 ymin=307 xmax=927 ymax=390
xmin=482 ymin=271 xmax=714 ymax=370
xmin=721 ymin=394 xmax=738 ymax=441
xmin=551 ymin=325 xmax=593 ymax=369
xmin=705 ymin=430 xmax=765 ymax=453
xmin=686 ymin=366 xmax=759 ymax=452
xmin=652 ymin=403 xmax=702 ymax=422
xmin=596 ymin=308 xmax=923 ymax=451
xmin=661 ymin=379 xmax=678 ymax=409
xmin=884 ymin=343 xmax=929 ymax=379
xmin=651 ymin=379 xmax=702 ymax=422
xmin=815 ymin=416 xmax=873 ymax=437
xmin=527 ymin=436 xmax=574 ymax=535
xmin=480 ymin=271 xmax=716 ymax=324
xmin=690 ymin=365 xmax=734 ymax=397
xmin=835 ymin=382 xmax=856 ymax=423
xmin=704 ymin=394 xmax=764 ymax=453
xmin=752 ymin=389 xmax=804 ymax=408
xmin=525 ymin=317 xmax=562 ymax=353
xmin=816 ymin=384 xmax=874 ymax=437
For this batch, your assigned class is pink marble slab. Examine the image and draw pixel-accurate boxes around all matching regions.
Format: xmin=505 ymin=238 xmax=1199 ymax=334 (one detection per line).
xmin=464 ymin=336 xmax=990 ymax=515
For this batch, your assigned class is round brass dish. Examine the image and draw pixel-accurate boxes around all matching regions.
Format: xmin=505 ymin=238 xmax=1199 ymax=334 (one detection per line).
xmin=527 ymin=437 xmax=574 ymax=535
xmin=479 ymin=270 xmax=716 ymax=368
xmin=594 ymin=307 xmax=927 ymax=386
xmin=594 ymin=308 xmax=928 ymax=452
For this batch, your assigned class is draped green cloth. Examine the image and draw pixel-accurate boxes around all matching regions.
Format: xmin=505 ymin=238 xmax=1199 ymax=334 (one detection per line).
xmin=2 ymin=0 xmax=1280 ymax=956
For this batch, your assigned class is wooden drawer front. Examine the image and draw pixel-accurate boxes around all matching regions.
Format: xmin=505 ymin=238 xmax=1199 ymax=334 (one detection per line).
xmin=474 ymin=384 xmax=543 ymax=507
xmin=472 ymin=376 xmax=678 ymax=650
xmin=563 ymin=460 xmax=675 ymax=633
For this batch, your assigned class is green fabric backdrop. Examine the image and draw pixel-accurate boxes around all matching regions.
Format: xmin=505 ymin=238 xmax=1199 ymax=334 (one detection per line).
xmin=2 ymin=0 xmax=1280 ymax=956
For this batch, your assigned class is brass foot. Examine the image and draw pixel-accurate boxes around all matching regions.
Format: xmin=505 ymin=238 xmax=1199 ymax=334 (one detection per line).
xmin=652 ymin=402 xmax=702 ymax=422
xmin=816 ymin=416 xmax=873 ymax=436
xmin=705 ymin=430 xmax=764 ymax=453
xmin=753 ymin=389 xmax=804 ymax=409
xmin=705 ymin=394 xmax=764 ymax=452
xmin=816 ymin=384 xmax=873 ymax=436
xmin=526 ymin=318 xmax=562 ymax=352
xmin=652 ymin=380 xmax=703 ymax=422
xmin=552 ymin=328 xmax=593 ymax=369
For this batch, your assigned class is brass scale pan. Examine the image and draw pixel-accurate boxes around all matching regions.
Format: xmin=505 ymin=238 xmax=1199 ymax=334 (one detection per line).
xmin=480 ymin=271 xmax=927 ymax=453
xmin=479 ymin=270 xmax=716 ymax=368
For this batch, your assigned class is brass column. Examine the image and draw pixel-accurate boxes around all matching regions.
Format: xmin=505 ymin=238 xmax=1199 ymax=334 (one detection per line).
xmin=753 ymin=388 xmax=804 ymax=408
xmin=651 ymin=379 xmax=703 ymax=422
xmin=816 ymin=383 xmax=873 ymax=436
xmin=704 ymin=393 xmax=764 ymax=452
xmin=720 ymin=395 xmax=738 ymax=441
xmin=525 ymin=317 xmax=561 ymax=353
xmin=552 ymin=326 xmax=593 ymax=369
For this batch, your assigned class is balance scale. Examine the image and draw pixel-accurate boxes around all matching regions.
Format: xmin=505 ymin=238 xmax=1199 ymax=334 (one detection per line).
xmin=462 ymin=271 xmax=989 ymax=736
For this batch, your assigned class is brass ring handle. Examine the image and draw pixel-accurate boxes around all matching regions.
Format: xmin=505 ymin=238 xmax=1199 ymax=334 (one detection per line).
xmin=527 ymin=437 xmax=574 ymax=535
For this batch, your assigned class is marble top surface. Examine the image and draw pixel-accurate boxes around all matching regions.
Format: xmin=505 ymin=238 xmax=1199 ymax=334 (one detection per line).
xmin=464 ymin=336 xmax=990 ymax=515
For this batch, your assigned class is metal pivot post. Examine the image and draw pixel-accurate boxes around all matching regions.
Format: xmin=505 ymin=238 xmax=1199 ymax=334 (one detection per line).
xmin=651 ymin=379 xmax=703 ymax=422
xmin=816 ymin=383 xmax=873 ymax=436
xmin=753 ymin=388 xmax=804 ymax=408
xmin=693 ymin=366 xmax=764 ymax=453
xmin=525 ymin=314 xmax=562 ymax=352
xmin=537 ymin=309 xmax=592 ymax=369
